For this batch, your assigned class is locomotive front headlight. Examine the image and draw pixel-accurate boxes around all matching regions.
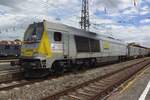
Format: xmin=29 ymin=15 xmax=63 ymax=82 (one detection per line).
xmin=33 ymin=51 xmax=38 ymax=55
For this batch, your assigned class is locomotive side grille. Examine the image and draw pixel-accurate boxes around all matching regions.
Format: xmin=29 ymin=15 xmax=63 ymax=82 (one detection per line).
xmin=75 ymin=35 xmax=90 ymax=52
xmin=75 ymin=35 xmax=100 ymax=53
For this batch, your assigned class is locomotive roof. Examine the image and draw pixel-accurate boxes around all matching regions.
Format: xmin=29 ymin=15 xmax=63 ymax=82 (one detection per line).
xmin=44 ymin=20 xmax=126 ymax=45
xmin=128 ymin=43 xmax=150 ymax=49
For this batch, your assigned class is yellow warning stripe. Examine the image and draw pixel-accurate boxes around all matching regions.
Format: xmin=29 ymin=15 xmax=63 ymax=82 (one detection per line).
xmin=37 ymin=20 xmax=52 ymax=58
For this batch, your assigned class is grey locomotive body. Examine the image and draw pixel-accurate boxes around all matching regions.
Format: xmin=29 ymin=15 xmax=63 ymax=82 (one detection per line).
xmin=20 ymin=20 xmax=149 ymax=78
xmin=46 ymin=21 xmax=127 ymax=63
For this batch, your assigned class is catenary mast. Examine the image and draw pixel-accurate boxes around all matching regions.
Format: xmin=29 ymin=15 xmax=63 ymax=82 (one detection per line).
xmin=80 ymin=0 xmax=90 ymax=31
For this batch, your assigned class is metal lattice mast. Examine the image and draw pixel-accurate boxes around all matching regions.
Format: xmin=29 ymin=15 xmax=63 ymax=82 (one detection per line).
xmin=80 ymin=0 xmax=90 ymax=31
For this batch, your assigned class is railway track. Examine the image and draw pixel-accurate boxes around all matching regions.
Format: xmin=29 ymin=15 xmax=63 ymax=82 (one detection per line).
xmin=43 ymin=59 xmax=150 ymax=100
xmin=0 ymin=56 xmax=19 ymax=60
xmin=0 ymin=74 xmax=65 ymax=92
xmin=0 ymin=59 xmax=18 ymax=62
xmin=0 ymin=79 xmax=43 ymax=91
xmin=0 ymin=58 xmax=149 ymax=100
xmin=0 ymin=68 xmax=20 ymax=74
xmin=0 ymin=59 xmax=21 ymax=83
xmin=0 ymin=68 xmax=22 ymax=84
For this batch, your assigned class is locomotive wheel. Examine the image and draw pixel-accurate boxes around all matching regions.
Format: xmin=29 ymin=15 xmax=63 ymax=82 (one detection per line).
xmin=90 ymin=59 xmax=97 ymax=68
xmin=52 ymin=62 xmax=64 ymax=75
xmin=71 ymin=64 xmax=79 ymax=73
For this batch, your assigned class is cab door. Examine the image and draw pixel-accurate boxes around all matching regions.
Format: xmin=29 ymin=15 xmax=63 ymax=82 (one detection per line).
xmin=49 ymin=30 xmax=69 ymax=58
xmin=62 ymin=33 xmax=69 ymax=57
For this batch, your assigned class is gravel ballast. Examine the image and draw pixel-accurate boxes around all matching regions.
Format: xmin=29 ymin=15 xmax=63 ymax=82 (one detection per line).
xmin=0 ymin=58 xmax=149 ymax=100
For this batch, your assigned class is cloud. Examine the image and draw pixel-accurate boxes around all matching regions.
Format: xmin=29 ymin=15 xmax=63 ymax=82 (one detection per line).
xmin=0 ymin=0 xmax=24 ymax=7
xmin=0 ymin=0 xmax=26 ymax=11
xmin=95 ymin=0 xmax=121 ymax=9
xmin=140 ymin=19 xmax=150 ymax=23
xmin=107 ymin=25 xmax=150 ymax=47
xmin=0 ymin=0 xmax=150 ymax=47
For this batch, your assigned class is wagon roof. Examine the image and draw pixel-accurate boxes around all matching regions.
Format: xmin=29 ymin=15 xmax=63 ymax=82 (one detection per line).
xmin=0 ymin=40 xmax=22 ymax=45
xmin=128 ymin=43 xmax=150 ymax=49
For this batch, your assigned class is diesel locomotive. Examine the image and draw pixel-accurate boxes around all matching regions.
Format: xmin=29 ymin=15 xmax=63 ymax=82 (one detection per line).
xmin=18 ymin=20 xmax=150 ymax=78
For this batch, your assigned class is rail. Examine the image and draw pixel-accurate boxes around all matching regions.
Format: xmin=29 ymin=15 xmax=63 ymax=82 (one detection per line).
xmin=43 ymin=59 xmax=150 ymax=100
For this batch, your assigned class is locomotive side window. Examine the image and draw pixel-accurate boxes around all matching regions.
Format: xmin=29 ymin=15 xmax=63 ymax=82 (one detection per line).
xmin=54 ymin=32 xmax=62 ymax=42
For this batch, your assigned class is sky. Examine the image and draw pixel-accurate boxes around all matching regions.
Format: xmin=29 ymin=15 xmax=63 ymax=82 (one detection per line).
xmin=0 ymin=0 xmax=150 ymax=47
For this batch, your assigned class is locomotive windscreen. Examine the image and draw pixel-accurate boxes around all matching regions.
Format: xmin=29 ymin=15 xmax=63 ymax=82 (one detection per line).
xmin=24 ymin=22 xmax=44 ymax=42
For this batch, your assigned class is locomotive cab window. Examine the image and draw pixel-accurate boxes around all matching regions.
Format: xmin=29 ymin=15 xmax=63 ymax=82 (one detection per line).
xmin=54 ymin=32 xmax=62 ymax=42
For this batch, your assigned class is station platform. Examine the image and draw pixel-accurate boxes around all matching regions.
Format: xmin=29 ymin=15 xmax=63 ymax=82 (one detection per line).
xmin=107 ymin=64 xmax=150 ymax=100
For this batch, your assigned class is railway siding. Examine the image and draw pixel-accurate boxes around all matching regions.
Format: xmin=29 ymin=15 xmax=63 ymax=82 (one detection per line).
xmin=0 ymin=69 xmax=22 ymax=83
xmin=0 ymin=59 xmax=21 ymax=83
xmin=44 ymin=60 xmax=150 ymax=100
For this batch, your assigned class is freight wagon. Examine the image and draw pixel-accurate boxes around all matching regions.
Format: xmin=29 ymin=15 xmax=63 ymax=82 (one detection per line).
xmin=0 ymin=40 xmax=21 ymax=58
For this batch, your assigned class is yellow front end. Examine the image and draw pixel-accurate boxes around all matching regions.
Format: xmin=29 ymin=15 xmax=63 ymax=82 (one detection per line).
xmin=21 ymin=20 xmax=52 ymax=58
xmin=20 ymin=20 xmax=52 ymax=78
xmin=21 ymin=48 xmax=37 ymax=57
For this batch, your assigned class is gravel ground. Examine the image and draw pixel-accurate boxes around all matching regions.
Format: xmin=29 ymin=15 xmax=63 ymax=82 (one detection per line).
xmin=0 ymin=58 xmax=149 ymax=100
